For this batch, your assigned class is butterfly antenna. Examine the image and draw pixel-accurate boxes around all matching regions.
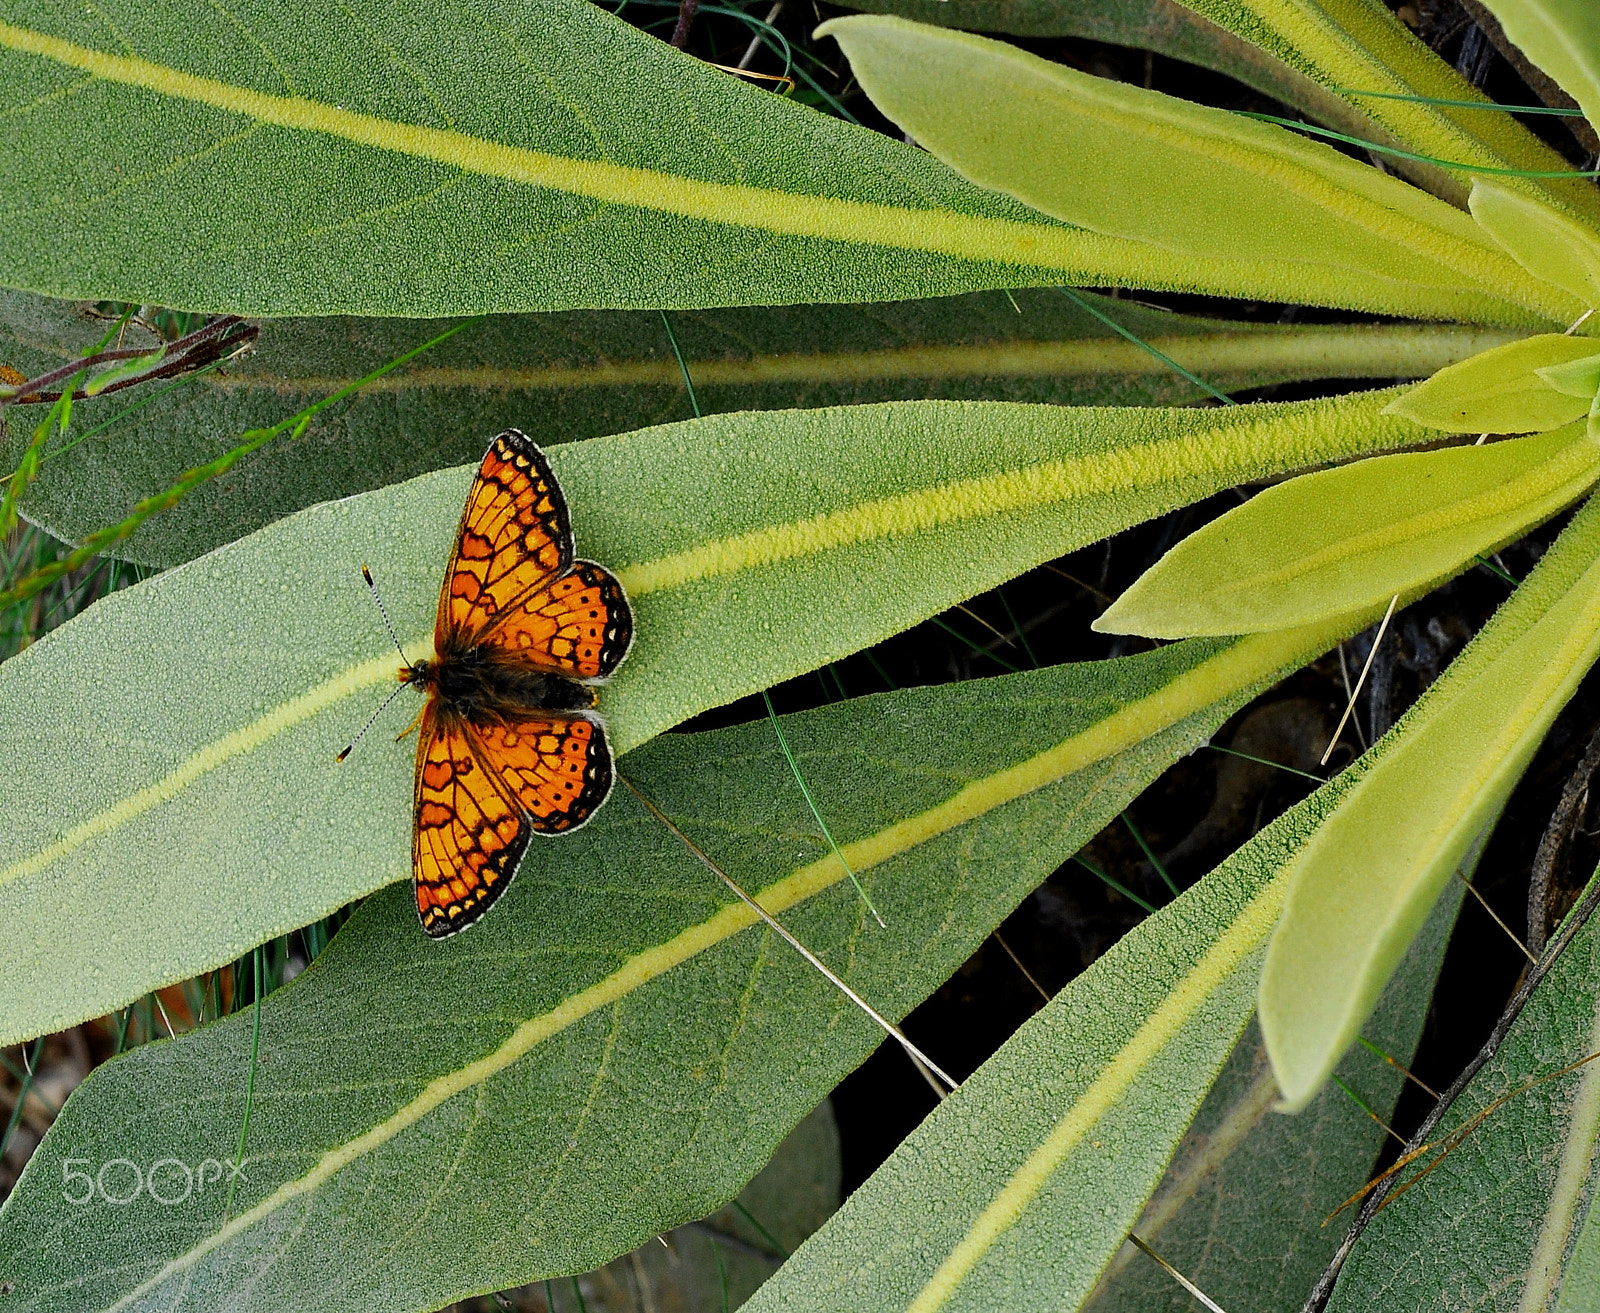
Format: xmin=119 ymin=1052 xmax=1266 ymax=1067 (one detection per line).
xmin=336 ymin=682 xmax=409 ymax=763
xmin=361 ymin=565 xmax=410 ymax=666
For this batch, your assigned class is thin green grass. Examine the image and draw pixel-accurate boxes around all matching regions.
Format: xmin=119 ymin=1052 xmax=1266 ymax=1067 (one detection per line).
xmin=996 ymin=586 xmax=1040 ymax=668
xmin=1237 ymin=110 xmax=1600 ymax=176
xmin=659 ymin=310 xmax=702 ymax=419
xmin=1335 ymin=88 xmax=1585 ymax=116
xmin=929 ymin=615 xmax=1022 ymax=673
xmin=1073 ymin=854 xmax=1158 ymax=914
xmin=1206 ymin=743 xmax=1327 ymax=784
xmin=0 ymin=317 xmax=481 ymax=617
xmin=1121 ymin=811 xmax=1178 ymax=897
xmin=223 ymin=947 xmax=264 ymax=1222
xmin=733 ymin=1198 xmax=791 ymax=1257
xmin=762 ymin=688 xmax=887 ymax=927
xmin=1057 ymin=287 xmax=1237 ymax=405
xmin=0 ymin=1038 xmax=44 ymax=1165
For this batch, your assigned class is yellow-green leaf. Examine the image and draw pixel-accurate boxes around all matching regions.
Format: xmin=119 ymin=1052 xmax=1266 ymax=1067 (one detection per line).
xmin=815 ymin=15 xmax=1576 ymax=327
xmin=1470 ymin=180 xmax=1600 ymax=312
xmin=1261 ymin=488 xmax=1600 ymax=1111
xmin=1094 ymin=424 xmax=1600 ymax=638
xmin=1385 ymin=333 xmax=1600 ymax=434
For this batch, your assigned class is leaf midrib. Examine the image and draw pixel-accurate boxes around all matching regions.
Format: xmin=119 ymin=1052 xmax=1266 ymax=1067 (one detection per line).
xmin=0 ymin=21 xmax=1097 ymax=271
xmin=0 ymin=410 xmax=1416 ymax=894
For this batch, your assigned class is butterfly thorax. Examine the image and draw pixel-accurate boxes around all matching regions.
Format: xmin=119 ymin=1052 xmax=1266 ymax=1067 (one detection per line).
xmin=404 ymin=642 xmax=598 ymax=721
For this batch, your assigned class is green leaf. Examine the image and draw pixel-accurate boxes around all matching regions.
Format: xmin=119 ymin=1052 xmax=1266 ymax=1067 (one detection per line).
xmin=1471 ymin=180 xmax=1600 ymax=311
xmin=1095 ymin=424 xmax=1600 ymax=638
xmin=0 ymin=0 xmax=1524 ymax=321
xmin=1385 ymin=333 xmax=1600 ymax=434
xmin=2 ymin=290 xmax=1517 ymax=567
xmin=0 ymin=391 xmax=1425 ymax=1044
xmin=1261 ymin=489 xmax=1600 ymax=1111
xmin=573 ymin=1100 xmax=841 ymax=1313
xmin=1327 ymin=874 xmax=1600 ymax=1313
xmin=0 ymin=640 xmax=1297 ymax=1312
xmin=816 ymin=15 xmax=1578 ymax=327
xmin=1478 ymin=0 xmax=1600 ymax=130
xmin=739 ymin=725 xmax=1436 ymax=1313
xmin=0 ymin=0 xmax=1067 ymax=315
xmin=1085 ymin=887 xmax=1462 ymax=1313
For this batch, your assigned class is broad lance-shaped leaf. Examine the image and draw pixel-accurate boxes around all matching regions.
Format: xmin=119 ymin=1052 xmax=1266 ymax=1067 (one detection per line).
xmin=0 ymin=0 xmax=1543 ymax=323
xmin=738 ymin=715 xmax=1455 ymax=1313
xmin=0 ymin=640 xmax=1307 ymax=1312
xmin=816 ymin=16 xmax=1578 ymax=327
xmin=0 ymin=391 xmax=1429 ymax=1044
xmin=838 ymin=0 xmax=1586 ymax=213
xmin=1262 ymin=489 xmax=1600 ymax=1111
xmin=1 ymin=288 xmax=1516 ymax=567
xmin=1328 ymin=872 xmax=1600 ymax=1313
xmin=1096 ymin=423 xmax=1600 ymax=638
xmin=1386 ymin=333 xmax=1600 ymax=434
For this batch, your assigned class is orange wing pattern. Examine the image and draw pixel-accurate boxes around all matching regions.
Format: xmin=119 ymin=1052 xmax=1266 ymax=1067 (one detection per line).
xmin=472 ymin=715 xmax=613 ymax=835
xmin=412 ymin=705 xmax=528 ymax=938
xmin=482 ymin=560 xmax=633 ymax=681
xmin=439 ymin=431 xmax=572 ymax=649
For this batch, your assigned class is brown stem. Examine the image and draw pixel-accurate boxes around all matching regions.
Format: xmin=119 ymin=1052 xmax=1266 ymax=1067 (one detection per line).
xmin=1528 ymin=722 xmax=1600 ymax=954
xmin=0 ymin=316 xmax=254 ymax=406
xmin=669 ymin=0 xmax=698 ymax=48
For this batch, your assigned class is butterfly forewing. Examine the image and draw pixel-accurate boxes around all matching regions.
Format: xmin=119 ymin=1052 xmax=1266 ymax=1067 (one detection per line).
xmin=438 ymin=431 xmax=573 ymax=650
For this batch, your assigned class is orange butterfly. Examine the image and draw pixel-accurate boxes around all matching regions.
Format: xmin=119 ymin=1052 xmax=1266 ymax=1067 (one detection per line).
xmin=400 ymin=430 xmax=633 ymax=938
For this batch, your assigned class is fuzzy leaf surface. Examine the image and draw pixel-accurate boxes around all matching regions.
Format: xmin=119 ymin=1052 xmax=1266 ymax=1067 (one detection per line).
xmin=1084 ymin=881 xmax=1456 ymax=1313
xmin=1262 ymin=491 xmax=1600 ymax=1111
xmin=1096 ymin=424 xmax=1600 ymax=637
xmin=1328 ymin=874 xmax=1600 ymax=1313
xmin=2 ymin=290 xmax=1511 ymax=567
xmin=0 ymin=393 xmax=1426 ymax=1043
xmin=1471 ymin=180 xmax=1600 ymax=311
xmin=836 ymin=0 xmax=1551 ymax=209
xmin=1169 ymin=0 xmax=1600 ymax=220
xmin=0 ymin=0 xmax=1086 ymax=315
xmin=0 ymin=643 xmax=1285 ymax=1313
xmin=818 ymin=16 xmax=1575 ymax=326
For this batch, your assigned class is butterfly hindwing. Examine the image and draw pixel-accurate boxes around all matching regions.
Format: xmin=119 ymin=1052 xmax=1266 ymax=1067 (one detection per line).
xmin=412 ymin=703 xmax=529 ymax=938
xmin=482 ymin=560 xmax=634 ymax=681
xmin=439 ymin=430 xmax=573 ymax=650
xmin=471 ymin=715 xmax=614 ymax=835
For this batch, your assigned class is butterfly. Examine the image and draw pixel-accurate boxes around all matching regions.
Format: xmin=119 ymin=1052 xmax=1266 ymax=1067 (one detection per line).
xmin=400 ymin=430 xmax=633 ymax=938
